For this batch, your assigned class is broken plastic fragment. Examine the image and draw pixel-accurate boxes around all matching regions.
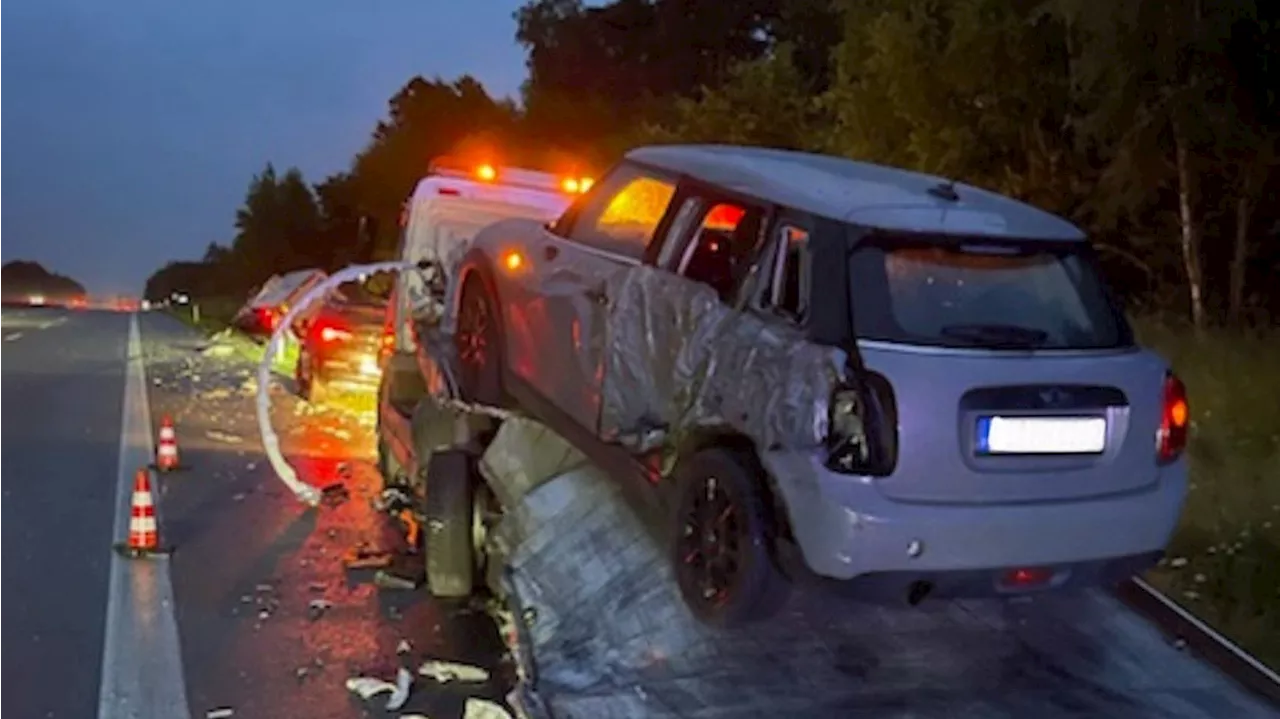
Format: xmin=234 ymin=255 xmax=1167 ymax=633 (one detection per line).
xmin=307 ymin=599 xmax=333 ymax=620
xmin=206 ymin=430 xmax=244 ymax=444
xmin=463 ymin=698 xmax=513 ymax=719
xmin=207 ymin=708 xmax=234 ymax=719
xmin=386 ymin=667 xmax=413 ymax=711
xmin=418 ymin=659 xmax=490 ymax=684
xmin=374 ymin=570 xmax=419 ymax=591
xmin=345 ymin=675 xmax=397 ymax=699
xmin=396 ymin=639 xmax=412 ymax=655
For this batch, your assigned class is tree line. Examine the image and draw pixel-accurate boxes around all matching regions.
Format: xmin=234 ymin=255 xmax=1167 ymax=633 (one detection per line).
xmin=2 ymin=261 xmax=86 ymax=302
xmin=146 ymin=0 xmax=1279 ymax=329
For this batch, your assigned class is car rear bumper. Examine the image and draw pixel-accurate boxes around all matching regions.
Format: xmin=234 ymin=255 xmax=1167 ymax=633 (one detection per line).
xmin=762 ymin=450 xmax=1187 ymax=595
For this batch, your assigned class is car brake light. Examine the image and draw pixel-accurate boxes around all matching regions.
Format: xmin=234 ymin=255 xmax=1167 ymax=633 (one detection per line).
xmin=1157 ymin=371 xmax=1189 ymax=464
xmin=1001 ymin=567 xmax=1054 ymax=589
xmin=256 ymin=307 xmax=277 ymax=331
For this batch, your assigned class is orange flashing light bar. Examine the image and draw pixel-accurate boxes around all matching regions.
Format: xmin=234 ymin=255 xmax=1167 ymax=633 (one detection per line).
xmin=429 ymin=156 xmax=594 ymax=195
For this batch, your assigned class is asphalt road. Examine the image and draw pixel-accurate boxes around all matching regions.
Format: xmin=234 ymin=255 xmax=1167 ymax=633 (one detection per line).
xmin=137 ymin=312 xmax=509 ymax=719
xmin=2 ymin=307 xmax=129 ymax=719
xmin=2 ymin=308 xmax=508 ymax=719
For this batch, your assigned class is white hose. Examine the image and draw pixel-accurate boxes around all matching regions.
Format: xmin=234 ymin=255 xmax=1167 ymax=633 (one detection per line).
xmin=255 ymin=261 xmax=417 ymax=506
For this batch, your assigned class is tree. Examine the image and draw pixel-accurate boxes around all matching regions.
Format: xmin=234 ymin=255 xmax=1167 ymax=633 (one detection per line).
xmin=1043 ymin=0 xmax=1254 ymax=329
xmin=1 ymin=261 xmax=85 ymax=302
xmin=346 ymin=76 xmax=523 ymax=258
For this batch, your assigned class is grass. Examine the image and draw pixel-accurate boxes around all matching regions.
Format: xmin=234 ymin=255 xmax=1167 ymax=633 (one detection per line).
xmin=1134 ymin=317 xmax=1280 ymax=671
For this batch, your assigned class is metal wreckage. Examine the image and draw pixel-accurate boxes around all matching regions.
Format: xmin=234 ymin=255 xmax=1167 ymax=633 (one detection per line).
xmin=255 ymin=261 xmax=1272 ymax=719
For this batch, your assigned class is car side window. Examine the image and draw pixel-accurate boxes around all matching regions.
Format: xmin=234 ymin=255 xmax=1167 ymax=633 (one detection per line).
xmin=670 ymin=198 xmax=764 ymax=304
xmin=759 ymin=224 xmax=811 ymax=323
xmin=564 ymin=165 xmax=678 ymax=260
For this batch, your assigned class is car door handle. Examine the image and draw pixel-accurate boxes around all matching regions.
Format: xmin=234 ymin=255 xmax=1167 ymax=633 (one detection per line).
xmin=543 ymin=244 xmax=559 ymax=261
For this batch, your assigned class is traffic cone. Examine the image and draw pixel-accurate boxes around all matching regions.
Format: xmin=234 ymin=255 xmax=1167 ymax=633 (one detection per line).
xmin=155 ymin=415 xmax=181 ymax=471
xmin=114 ymin=468 xmax=170 ymax=557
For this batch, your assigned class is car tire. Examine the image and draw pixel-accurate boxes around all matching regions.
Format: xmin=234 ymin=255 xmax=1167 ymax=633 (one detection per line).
xmin=423 ymin=449 xmax=481 ymax=599
xmin=670 ymin=447 xmax=790 ymax=628
xmin=454 ymin=275 xmax=503 ymax=407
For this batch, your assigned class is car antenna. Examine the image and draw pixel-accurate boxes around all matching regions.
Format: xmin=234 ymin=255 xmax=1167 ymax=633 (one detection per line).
xmin=927 ymin=180 xmax=960 ymax=202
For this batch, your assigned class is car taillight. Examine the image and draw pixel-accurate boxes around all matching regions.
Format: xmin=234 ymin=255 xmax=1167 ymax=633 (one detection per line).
xmin=825 ymin=375 xmax=898 ymax=476
xmin=256 ymin=307 xmax=278 ymax=332
xmin=1157 ymin=371 xmax=1189 ymax=464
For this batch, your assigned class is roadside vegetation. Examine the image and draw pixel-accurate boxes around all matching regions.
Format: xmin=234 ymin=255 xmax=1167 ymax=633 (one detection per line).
xmin=141 ymin=0 xmax=1279 ymax=667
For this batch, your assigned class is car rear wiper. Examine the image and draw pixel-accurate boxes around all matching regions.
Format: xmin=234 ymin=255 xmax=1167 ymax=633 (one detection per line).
xmin=940 ymin=323 xmax=1050 ymax=349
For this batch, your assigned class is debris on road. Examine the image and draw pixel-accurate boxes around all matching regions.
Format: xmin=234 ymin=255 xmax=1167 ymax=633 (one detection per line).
xmin=387 ymin=667 xmax=413 ymax=711
xmin=206 ymin=708 xmax=234 ymax=719
xmin=396 ymin=639 xmax=413 ymax=655
xmin=463 ymin=698 xmax=514 ymax=719
xmin=373 ymin=569 xmax=420 ymax=591
xmin=345 ymin=667 xmax=414 ymax=711
xmin=320 ymin=482 xmax=350 ymax=506
xmin=200 ymin=387 xmax=233 ymax=401
xmin=418 ymin=659 xmax=490 ymax=684
xmin=206 ymin=430 xmax=244 ymax=444
xmin=345 ymin=675 xmax=397 ymax=700
xmin=307 ymin=598 xmax=333 ymax=620
xmin=341 ymin=546 xmax=393 ymax=570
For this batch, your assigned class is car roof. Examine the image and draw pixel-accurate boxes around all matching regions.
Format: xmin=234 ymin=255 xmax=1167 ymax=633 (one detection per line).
xmin=625 ymin=144 xmax=1084 ymax=241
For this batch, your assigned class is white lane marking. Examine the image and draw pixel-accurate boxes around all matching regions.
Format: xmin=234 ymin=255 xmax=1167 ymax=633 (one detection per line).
xmin=1132 ymin=576 xmax=1280 ymax=687
xmin=97 ymin=314 xmax=192 ymax=719
xmin=5 ymin=332 xmax=22 ymax=341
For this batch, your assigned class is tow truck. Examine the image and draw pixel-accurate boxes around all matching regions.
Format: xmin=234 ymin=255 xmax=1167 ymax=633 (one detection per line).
xmin=370 ymin=153 xmax=1279 ymax=718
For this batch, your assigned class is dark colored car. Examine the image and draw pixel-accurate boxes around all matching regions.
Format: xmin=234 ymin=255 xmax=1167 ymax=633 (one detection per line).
xmin=295 ymin=283 xmax=390 ymax=404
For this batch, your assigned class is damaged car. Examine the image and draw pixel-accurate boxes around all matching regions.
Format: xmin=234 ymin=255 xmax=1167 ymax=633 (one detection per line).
xmin=398 ymin=145 xmax=1192 ymax=628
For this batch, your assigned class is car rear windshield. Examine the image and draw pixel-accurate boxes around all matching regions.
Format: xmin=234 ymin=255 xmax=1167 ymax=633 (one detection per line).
xmin=847 ymin=232 xmax=1131 ymax=350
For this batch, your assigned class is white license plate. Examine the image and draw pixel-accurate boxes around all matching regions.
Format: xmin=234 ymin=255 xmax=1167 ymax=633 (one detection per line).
xmin=978 ymin=416 xmax=1106 ymax=455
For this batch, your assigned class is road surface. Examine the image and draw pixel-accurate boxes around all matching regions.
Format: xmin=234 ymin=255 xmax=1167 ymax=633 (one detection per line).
xmin=1 ymin=306 xmax=1276 ymax=719
xmin=2 ymin=308 xmax=508 ymax=719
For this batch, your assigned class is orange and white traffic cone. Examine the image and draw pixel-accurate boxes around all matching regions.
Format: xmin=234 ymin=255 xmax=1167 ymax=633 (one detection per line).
xmin=155 ymin=415 xmax=180 ymax=471
xmin=114 ymin=468 xmax=170 ymax=557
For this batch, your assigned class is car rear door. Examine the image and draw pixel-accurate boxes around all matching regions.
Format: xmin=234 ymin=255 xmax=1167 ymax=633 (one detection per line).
xmin=530 ymin=163 xmax=680 ymax=435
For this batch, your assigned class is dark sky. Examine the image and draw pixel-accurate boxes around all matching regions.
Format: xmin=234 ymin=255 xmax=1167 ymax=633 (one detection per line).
xmin=2 ymin=0 xmax=530 ymax=295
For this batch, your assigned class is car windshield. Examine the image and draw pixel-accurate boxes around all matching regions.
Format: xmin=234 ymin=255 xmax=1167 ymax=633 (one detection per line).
xmin=847 ymin=232 xmax=1131 ymax=350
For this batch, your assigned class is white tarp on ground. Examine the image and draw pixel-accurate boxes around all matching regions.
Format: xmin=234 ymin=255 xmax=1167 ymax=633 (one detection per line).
xmin=477 ymin=419 xmax=1275 ymax=719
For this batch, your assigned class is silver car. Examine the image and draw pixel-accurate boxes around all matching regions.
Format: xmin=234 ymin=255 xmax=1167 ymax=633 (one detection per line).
xmin=445 ymin=144 xmax=1191 ymax=627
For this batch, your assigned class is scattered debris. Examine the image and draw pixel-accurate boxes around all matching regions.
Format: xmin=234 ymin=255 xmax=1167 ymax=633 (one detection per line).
xmin=308 ymin=581 xmax=328 ymax=593
xmin=320 ymin=483 xmax=350 ymax=506
xmin=374 ymin=570 xmax=420 ymax=591
xmin=418 ymin=659 xmax=490 ymax=684
xmin=232 ymin=493 xmax=246 ymax=502
xmin=396 ymin=639 xmax=413 ymax=655
xmin=342 ymin=547 xmax=393 ymax=570
xmin=307 ymin=599 xmax=333 ymax=620
xmin=295 ymin=666 xmax=310 ymax=681
xmin=206 ymin=708 xmax=234 ymax=719
xmin=200 ymin=388 xmax=233 ymax=401
xmin=386 ymin=667 xmax=413 ymax=711
xmin=463 ymin=698 xmax=514 ymax=719
xmin=345 ymin=675 xmax=397 ymax=700
xmin=206 ymin=430 xmax=244 ymax=444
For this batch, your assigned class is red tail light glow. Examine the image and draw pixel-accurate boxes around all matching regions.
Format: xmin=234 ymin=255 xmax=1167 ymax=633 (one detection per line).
xmin=255 ymin=306 xmax=278 ymax=332
xmin=1002 ymin=567 xmax=1054 ymax=588
xmin=1157 ymin=371 xmax=1189 ymax=464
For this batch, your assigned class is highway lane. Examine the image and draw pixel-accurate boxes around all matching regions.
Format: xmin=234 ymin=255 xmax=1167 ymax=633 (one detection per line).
xmin=138 ymin=313 xmax=510 ymax=719
xmin=2 ymin=308 xmax=129 ymax=719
